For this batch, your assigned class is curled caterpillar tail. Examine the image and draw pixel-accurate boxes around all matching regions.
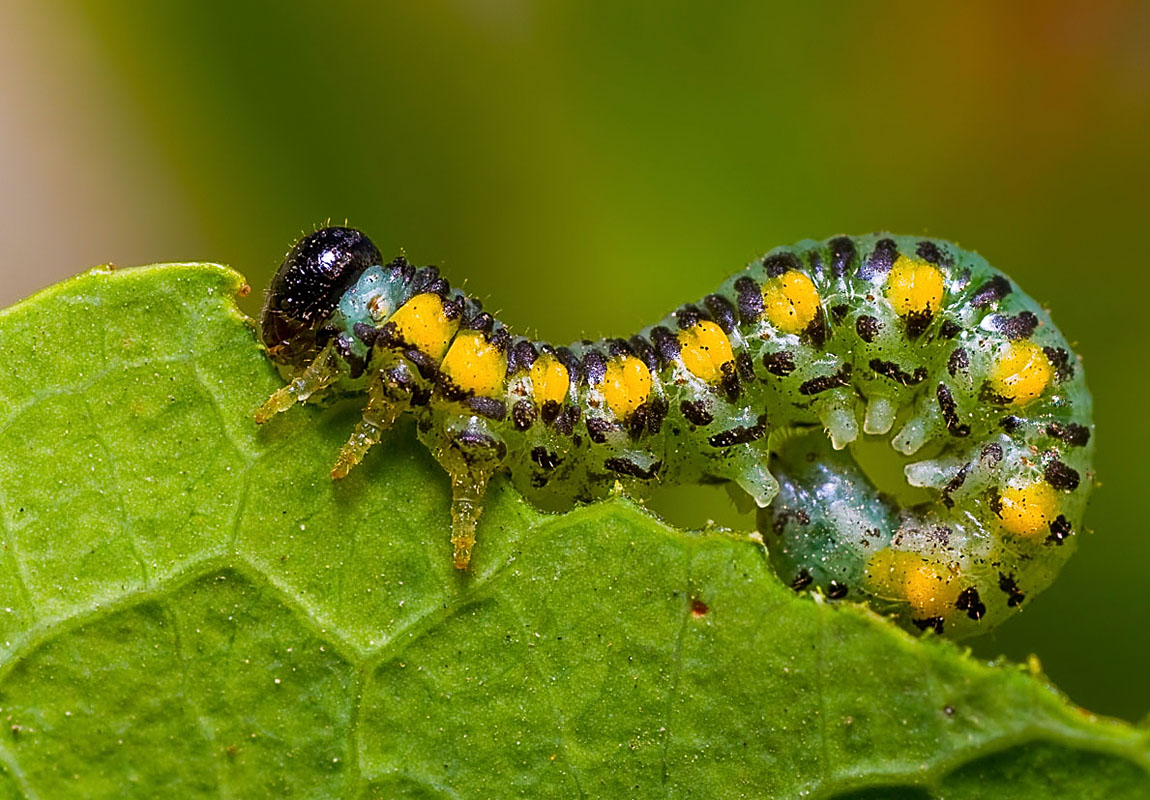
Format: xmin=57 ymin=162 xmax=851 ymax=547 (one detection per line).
xmin=257 ymin=227 xmax=1093 ymax=637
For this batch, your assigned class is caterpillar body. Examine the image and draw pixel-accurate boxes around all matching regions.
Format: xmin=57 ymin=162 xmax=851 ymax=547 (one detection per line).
xmin=257 ymin=227 xmax=1093 ymax=638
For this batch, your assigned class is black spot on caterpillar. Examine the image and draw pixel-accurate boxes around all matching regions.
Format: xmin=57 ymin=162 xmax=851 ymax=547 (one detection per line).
xmin=257 ymin=228 xmax=1094 ymax=640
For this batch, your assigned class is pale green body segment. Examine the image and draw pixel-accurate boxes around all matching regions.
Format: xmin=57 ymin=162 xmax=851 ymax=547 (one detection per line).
xmin=260 ymin=232 xmax=1094 ymax=638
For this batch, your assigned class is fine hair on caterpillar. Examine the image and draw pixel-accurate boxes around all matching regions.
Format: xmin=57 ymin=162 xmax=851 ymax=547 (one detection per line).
xmin=256 ymin=227 xmax=1093 ymax=639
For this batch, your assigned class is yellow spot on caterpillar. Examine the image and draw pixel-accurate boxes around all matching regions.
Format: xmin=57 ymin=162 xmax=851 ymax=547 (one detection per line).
xmin=998 ymin=483 xmax=1058 ymax=536
xmin=903 ymin=563 xmax=959 ymax=617
xmin=762 ymin=272 xmax=820 ymax=334
xmin=886 ymin=256 xmax=945 ymax=316
xmin=678 ymin=320 xmax=735 ymax=383
xmin=990 ymin=341 xmax=1051 ymax=405
xmin=865 ymin=550 xmax=958 ymax=617
xmin=440 ymin=332 xmax=507 ymax=397
xmin=600 ymin=355 xmax=653 ymax=418
xmin=530 ymin=354 xmax=570 ymax=407
xmin=387 ymin=293 xmax=458 ymax=361
xmin=864 ymin=548 xmax=913 ymax=598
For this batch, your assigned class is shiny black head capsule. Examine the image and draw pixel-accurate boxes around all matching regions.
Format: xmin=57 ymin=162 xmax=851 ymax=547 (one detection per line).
xmin=260 ymin=227 xmax=382 ymax=364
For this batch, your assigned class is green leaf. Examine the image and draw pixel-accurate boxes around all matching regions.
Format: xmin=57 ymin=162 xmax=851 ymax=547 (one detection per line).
xmin=0 ymin=264 xmax=1145 ymax=798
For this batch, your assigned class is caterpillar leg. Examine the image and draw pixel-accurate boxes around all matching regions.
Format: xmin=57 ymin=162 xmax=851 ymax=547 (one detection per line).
xmin=448 ymin=467 xmax=493 ymax=570
xmin=713 ymin=442 xmax=779 ymax=508
xmin=331 ymin=362 xmax=418 ymax=479
xmin=255 ymin=343 xmax=339 ymax=424
xmin=863 ymin=395 xmax=898 ymax=436
xmin=815 ymin=393 xmax=860 ymax=450
xmin=430 ymin=425 xmax=507 ymax=570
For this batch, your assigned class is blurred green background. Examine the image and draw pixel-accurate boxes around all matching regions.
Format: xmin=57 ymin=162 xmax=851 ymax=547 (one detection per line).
xmin=2 ymin=1 xmax=1147 ymax=720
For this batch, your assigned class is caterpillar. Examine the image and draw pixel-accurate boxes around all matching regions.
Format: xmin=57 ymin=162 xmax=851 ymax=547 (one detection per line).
xmin=256 ymin=227 xmax=1093 ymax=638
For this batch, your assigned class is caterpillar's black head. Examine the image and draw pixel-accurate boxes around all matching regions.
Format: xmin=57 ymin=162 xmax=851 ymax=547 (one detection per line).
xmin=260 ymin=227 xmax=382 ymax=364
